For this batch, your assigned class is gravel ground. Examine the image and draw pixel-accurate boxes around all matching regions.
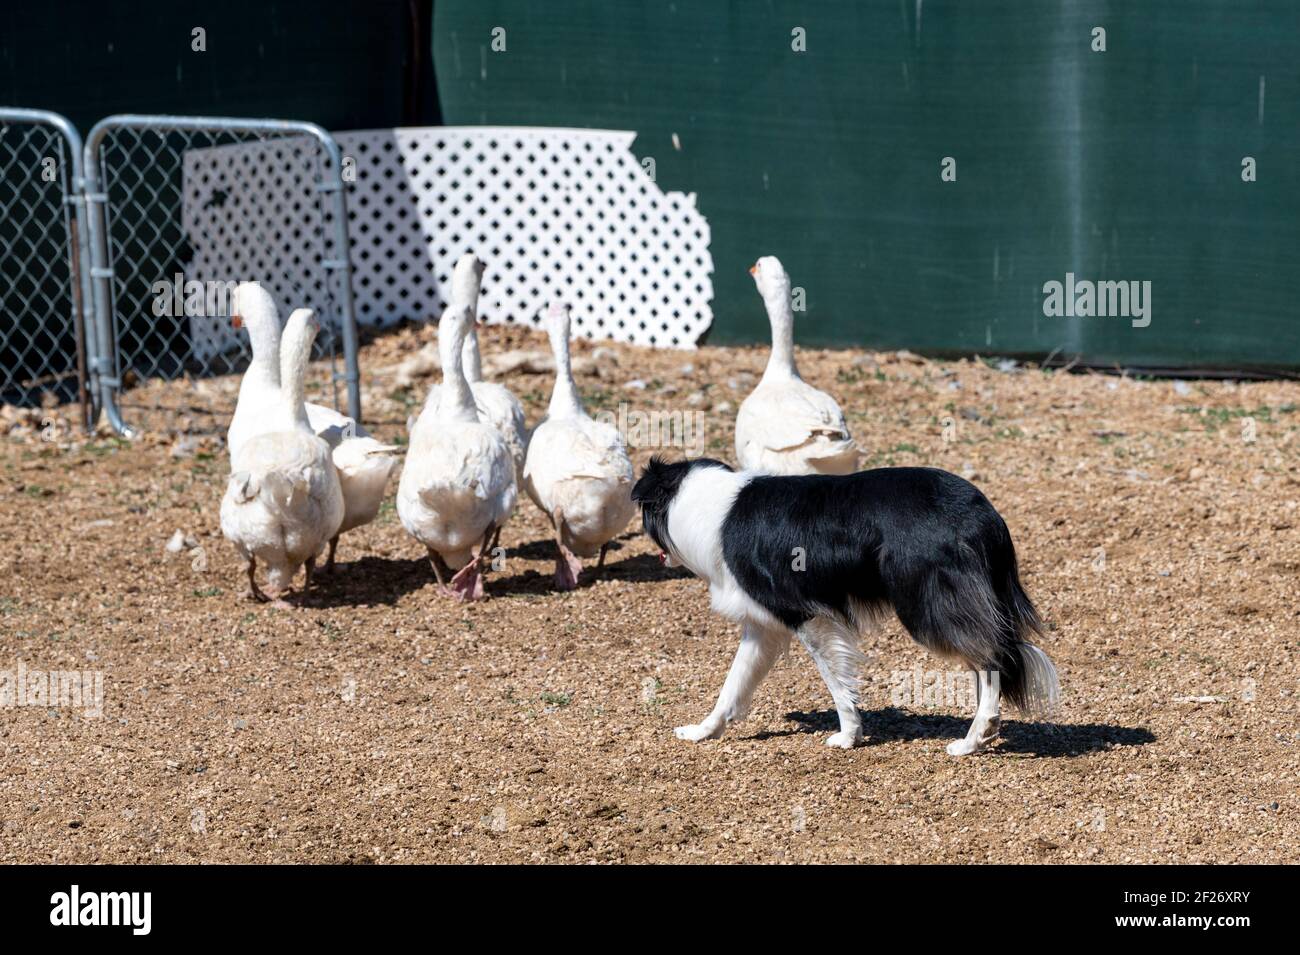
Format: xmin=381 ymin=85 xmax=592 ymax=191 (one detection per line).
xmin=1 ymin=321 xmax=1297 ymax=863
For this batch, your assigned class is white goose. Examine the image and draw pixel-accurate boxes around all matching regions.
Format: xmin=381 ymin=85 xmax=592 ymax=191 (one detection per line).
xmin=415 ymin=253 xmax=528 ymax=481
xmin=735 ymin=256 xmax=859 ymax=475
xmin=226 ymin=281 xmax=281 ymax=457
xmin=227 ymin=282 xmax=400 ymax=571
xmin=523 ymin=303 xmax=636 ymax=590
xmin=397 ymin=302 xmax=517 ymax=600
xmin=220 ymin=309 xmax=344 ymax=605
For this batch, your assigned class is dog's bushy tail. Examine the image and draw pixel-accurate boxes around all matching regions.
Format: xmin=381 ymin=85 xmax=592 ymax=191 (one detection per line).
xmin=900 ymin=519 xmax=1059 ymax=715
xmin=995 ymin=568 xmax=1059 ymax=715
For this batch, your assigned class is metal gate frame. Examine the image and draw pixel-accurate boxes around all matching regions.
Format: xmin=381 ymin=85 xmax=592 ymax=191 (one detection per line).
xmin=0 ymin=107 xmax=96 ymax=429
xmin=82 ymin=114 xmax=361 ymax=436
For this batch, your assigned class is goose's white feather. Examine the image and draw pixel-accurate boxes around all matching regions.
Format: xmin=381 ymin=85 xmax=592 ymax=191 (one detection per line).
xmin=221 ymin=309 xmax=344 ymax=593
xmin=221 ymin=430 xmax=344 ymax=592
xmin=413 ymin=253 xmax=529 ymax=481
xmin=522 ymin=303 xmax=635 ymax=557
xmin=397 ymin=414 xmax=516 ymax=568
xmin=417 ymin=378 xmax=527 ymax=483
xmin=226 ymin=283 xmax=399 ymax=540
xmin=397 ymin=303 xmax=516 ymax=569
xmin=226 ymin=282 xmax=282 ymax=459
xmin=525 ymin=413 xmax=635 ymax=557
xmin=304 ymin=403 xmax=400 ymax=536
xmin=735 ymin=256 xmax=859 ymax=475
xmin=735 ymin=378 xmax=858 ymax=474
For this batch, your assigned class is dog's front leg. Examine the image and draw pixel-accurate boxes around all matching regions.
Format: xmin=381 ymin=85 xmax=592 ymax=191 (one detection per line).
xmin=676 ymin=622 xmax=791 ymax=742
xmin=797 ymin=617 xmax=866 ymax=748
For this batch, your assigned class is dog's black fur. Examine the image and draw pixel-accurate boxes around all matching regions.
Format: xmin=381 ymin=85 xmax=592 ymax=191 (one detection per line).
xmin=632 ymin=457 xmax=1046 ymax=710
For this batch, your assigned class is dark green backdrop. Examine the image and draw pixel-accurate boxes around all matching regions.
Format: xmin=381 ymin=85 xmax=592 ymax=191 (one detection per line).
xmin=4 ymin=1 xmax=1297 ymax=371
xmin=1 ymin=0 xmax=436 ymax=402
xmin=1 ymin=0 xmax=435 ymax=135
xmin=434 ymin=1 xmax=1300 ymax=370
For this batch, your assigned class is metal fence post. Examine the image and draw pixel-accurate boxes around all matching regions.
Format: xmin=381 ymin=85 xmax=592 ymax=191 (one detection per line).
xmin=80 ymin=123 xmax=131 ymax=437
xmin=0 ymin=107 xmax=96 ymax=429
xmin=309 ymin=126 xmax=362 ymax=421
xmin=82 ymin=114 xmax=361 ymax=437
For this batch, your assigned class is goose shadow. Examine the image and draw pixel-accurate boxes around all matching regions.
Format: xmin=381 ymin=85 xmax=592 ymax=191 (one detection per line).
xmin=304 ymin=534 xmax=692 ymax=605
xmin=306 ymin=551 xmax=554 ymax=606
xmin=598 ymin=552 xmax=695 ymax=584
xmin=302 ymin=554 xmax=433 ymax=608
xmin=482 ymin=536 xmax=693 ymax=596
xmin=749 ymin=706 xmax=1154 ymax=758
xmin=501 ymin=536 xmax=566 ymax=561
xmin=501 ymin=531 xmax=639 ymax=563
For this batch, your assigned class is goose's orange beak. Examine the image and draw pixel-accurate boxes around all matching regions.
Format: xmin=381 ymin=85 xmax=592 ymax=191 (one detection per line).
xmin=231 ymin=314 xmax=243 ymax=329
xmin=749 ymin=263 xmax=759 ymax=276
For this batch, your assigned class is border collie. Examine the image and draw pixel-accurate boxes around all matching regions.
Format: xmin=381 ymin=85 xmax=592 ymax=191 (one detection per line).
xmin=631 ymin=457 xmax=1059 ymax=755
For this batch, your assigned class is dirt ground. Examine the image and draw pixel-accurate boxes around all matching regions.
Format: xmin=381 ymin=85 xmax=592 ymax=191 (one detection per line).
xmin=1 ymin=320 xmax=1297 ymax=864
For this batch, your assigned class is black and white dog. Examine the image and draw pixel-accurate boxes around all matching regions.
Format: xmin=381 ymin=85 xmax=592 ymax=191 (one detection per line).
xmin=631 ymin=457 xmax=1059 ymax=755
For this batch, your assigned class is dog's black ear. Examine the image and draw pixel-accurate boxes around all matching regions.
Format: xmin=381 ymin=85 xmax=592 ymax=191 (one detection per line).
xmin=632 ymin=456 xmax=684 ymax=555
xmin=631 ymin=459 xmax=660 ymax=504
xmin=631 ymin=455 xmax=670 ymax=504
xmin=634 ymin=456 xmax=733 ymax=506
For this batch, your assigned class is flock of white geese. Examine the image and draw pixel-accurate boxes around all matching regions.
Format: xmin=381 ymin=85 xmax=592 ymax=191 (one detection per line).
xmin=219 ymin=253 xmax=859 ymax=605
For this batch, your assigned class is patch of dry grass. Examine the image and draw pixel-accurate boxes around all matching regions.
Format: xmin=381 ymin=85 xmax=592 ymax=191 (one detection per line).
xmin=1 ymin=322 xmax=1296 ymax=862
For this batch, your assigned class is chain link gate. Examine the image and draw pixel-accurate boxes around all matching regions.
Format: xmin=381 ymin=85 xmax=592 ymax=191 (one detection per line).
xmin=83 ymin=115 xmax=361 ymax=438
xmin=0 ymin=108 xmax=96 ymax=429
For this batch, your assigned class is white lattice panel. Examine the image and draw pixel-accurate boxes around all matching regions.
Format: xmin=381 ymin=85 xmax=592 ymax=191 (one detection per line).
xmin=335 ymin=127 xmax=713 ymax=348
xmin=182 ymin=127 xmax=714 ymax=353
xmin=180 ymin=136 xmax=337 ymax=364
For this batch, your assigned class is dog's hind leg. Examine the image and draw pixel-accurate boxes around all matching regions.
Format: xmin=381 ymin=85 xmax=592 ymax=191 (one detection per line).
xmin=890 ymin=562 xmax=1010 ymax=756
xmin=797 ymin=616 xmax=866 ymax=749
xmin=675 ymin=622 xmax=791 ymax=742
xmin=947 ymin=668 xmax=1001 ymax=756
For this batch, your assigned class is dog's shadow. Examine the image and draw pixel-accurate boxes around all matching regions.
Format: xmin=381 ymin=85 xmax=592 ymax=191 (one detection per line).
xmin=756 ymin=706 xmax=1155 ymax=758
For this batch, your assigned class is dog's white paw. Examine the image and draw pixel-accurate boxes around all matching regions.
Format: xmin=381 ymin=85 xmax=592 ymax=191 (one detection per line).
xmin=675 ymin=722 xmax=722 ymax=742
xmin=947 ymin=720 xmax=1000 ymax=756
xmin=825 ymin=731 xmax=862 ymax=749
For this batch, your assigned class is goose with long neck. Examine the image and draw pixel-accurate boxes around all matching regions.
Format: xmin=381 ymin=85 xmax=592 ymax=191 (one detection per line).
xmin=757 ymin=260 xmax=798 ymax=382
xmin=416 ymin=253 xmax=528 ymax=481
xmin=734 ymin=256 xmax=859 ymax=475
xmin=397 ymin=302 xmax=517 ymax=600
xmin=227 ymin=283 xmax=400 ymax=571
xmin=543 ymin=303 xmax=584 ymax=418
xmin=522 ymin=303 xmax=636 ymax=590
xmin=281 ymin=307 xmax=316 ymax=431
xmin=436 ymin=301 xmax=479 ymax=424
xmin=220 ymin=308 xmax=345 ymax=606
xmin=457 ymin=253 xmax=487 ymax=382
xmin=227 ymin=282 xmax=283 ymax=463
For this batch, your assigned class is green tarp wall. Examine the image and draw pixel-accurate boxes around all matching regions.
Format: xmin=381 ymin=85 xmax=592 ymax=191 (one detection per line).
xmin=434 ymin=1 xmax=1300 ymax=371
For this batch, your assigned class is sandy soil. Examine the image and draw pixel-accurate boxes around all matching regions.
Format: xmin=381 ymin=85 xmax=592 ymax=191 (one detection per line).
xmin=1 ymin=321 xmax=1297 ymax=863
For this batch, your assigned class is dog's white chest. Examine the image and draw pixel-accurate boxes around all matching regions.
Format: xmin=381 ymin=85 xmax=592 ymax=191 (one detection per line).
xmin=709 ymin=578 xmax=782 ymax=629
